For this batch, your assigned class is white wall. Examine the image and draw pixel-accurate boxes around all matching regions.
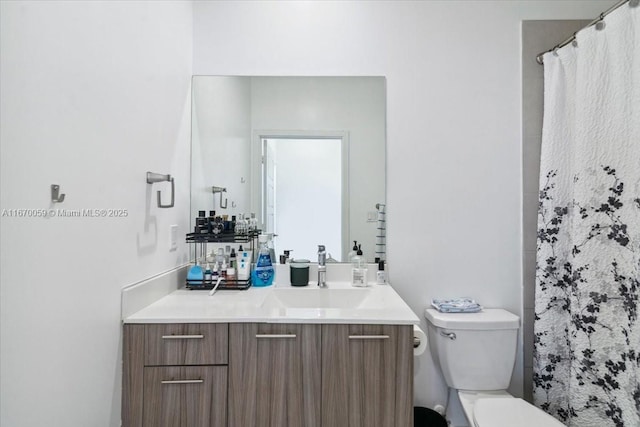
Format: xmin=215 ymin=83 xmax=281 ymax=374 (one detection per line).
xmin=193 ymin=1 xmax=616 ymax=425
xmin=0 ymin=2 xmax=192 ymax=426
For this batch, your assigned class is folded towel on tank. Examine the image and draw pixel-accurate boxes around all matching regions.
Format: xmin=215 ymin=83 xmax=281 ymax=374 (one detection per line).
xmin=431 ymin=298 xmax=482 ymax=313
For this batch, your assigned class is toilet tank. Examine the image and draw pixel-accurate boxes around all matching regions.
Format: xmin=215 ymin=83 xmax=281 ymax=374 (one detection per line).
xmin=425 ymin=308 xmax=520 ymax=391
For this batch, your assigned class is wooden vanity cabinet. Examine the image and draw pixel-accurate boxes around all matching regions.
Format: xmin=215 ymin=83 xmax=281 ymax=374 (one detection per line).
xmin=228 ymin=323 xmax=322 ymax=427
xmin=321 ymin=324 xmax=414 ymax=427
xmin=122 ymin=323 xmax=228 ymax=427
xmin=123 ymin=322 xmax=412 ymax=427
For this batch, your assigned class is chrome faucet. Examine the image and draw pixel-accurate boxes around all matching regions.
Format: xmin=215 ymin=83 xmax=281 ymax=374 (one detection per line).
xmin=317 ymin=245 xmax=327 ymax=288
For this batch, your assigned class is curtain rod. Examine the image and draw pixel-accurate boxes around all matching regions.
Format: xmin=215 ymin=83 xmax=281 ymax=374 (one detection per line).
xmin=536 ymin=0 xmax=638 ymax=65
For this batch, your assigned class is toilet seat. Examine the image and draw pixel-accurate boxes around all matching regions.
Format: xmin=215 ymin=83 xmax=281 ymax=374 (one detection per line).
xmin=473 ymin=397 xmax=565 ymax=427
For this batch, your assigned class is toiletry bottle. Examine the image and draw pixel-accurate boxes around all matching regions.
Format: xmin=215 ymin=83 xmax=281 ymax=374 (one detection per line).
xmin=252 ymin=234 xmax=275 ymax=287
xmin=230 ymin=248 xmax=237 ymax=269
xmin=376 ymin=261 xmax=386 ymax=285
xmin=220 ymin=260 xmax=228 ymax=280
xmin=204 ymin=263 xmax=212 ymax=283
xmin=249 ymin=213 xmax=257 ymax=232
xmin=348 ymin=241 xmax=358 ymax=262
xmin=212 ymin=262 xmax=219 ymax=282
xmin=208 ymin=210 xmax=216 ymax=233
xmin=238 ymin=258 xmax=250 ymax=281
xmin=226 ymin=267 xmax=237 ymax=286
xmin=216 ymin=248 xmax=225 ymax=271
xmin=351 ymin=245 xmax=368 ymax=287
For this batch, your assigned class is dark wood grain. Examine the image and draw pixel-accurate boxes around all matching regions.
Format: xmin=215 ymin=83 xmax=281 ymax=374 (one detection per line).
xmin=229 ymin=323 xmax=321 ymax=427
xmin=322 ymin=324 xmax=413 ymax=427
xmin=142 ymin=365 xmax=227 ymax=427
xmin=145 ymin=323 xmax=228 ymax=366
xmin=122 ymin=324 xmax=144 ymax=427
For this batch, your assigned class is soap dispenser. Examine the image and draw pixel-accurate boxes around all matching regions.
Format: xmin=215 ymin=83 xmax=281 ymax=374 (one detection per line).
xmin=348 ymin=240 xmax=358 ymax=262
xmin=351 ymin=244 xmax=368 ymax=287
xmin=376 ymin=261 xmax=386 ymax=285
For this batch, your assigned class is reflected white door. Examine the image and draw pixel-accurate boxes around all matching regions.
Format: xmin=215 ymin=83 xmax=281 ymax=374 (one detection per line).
xmin=263 ymin=137 xmax=343 ymax=261
xmin=264 ymin=141 xmax=276 ymax=235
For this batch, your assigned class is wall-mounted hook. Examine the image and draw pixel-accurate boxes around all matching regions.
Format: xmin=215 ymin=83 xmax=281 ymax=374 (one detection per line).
xmin=212 ymin=186 xmax=228 ymax=209
xmin=51 ymin=184 xmax=66 ymax=203
xmin=146 ymin=172 xmax=175 ymax=208
xmin=240 ymin=177 xmax=246 ymax=184
xmin=231 ymin=201 xmax=237 ymax=208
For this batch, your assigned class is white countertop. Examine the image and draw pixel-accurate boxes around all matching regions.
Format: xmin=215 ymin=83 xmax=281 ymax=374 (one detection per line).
xmin=124 ymin=281 xmax=419 ymax=325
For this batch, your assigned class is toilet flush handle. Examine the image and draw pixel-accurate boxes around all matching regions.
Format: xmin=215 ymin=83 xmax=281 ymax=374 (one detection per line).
xmin=440 ymin=331 xmax=457 ymax=340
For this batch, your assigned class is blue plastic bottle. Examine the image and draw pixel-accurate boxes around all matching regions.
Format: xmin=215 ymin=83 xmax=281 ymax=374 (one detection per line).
xmin=252 ymin=234 xmax=274 ymax=287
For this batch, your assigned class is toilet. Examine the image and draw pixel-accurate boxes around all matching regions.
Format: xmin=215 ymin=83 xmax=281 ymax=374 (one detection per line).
xmin=424 ymin=308 xmax=564 ymax=427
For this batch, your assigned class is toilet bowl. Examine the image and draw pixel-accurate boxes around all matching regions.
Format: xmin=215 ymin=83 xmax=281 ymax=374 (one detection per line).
xmin=458 ymin=390 xmax=565 ymax=427
xmin=425 ymin=308 xmax=564 ymax=427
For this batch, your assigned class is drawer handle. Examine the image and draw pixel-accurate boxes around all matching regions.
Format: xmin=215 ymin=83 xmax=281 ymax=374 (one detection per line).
xmin=348 ymin=335 xmax=390 ymax=340
xmin=255 ymin=334 xmax=297 ymax=339
xmin=161 ymin=334 xmax=205 ymax=340
xmin=161 ymin=379 xmax=204 ymax=385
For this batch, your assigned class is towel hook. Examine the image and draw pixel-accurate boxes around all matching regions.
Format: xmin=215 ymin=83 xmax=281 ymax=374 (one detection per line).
xmin=212 ymin=186 xmax=228 ymax=209
xmin=146 ymin=172 xmax=175 ymax=208
xmin=51 ymin=184 xmax=65 ymax=203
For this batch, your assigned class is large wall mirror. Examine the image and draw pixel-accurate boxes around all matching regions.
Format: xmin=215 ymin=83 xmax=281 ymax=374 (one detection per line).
xmin=190 ymin=76 xmax=386 ymax=262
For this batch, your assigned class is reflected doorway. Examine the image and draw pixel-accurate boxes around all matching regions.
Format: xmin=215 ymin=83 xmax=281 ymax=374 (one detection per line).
xmin=262 ymin=137 xmax=344 ymax=261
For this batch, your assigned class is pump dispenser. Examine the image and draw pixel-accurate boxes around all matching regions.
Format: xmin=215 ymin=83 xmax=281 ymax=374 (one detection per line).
xmin=351 ymin=244 xmax=368 ymax=287
xmin=376 ymin=261 xmax=386 ymax=285
xmin=348 ymin=240 xmax=358 ymax=261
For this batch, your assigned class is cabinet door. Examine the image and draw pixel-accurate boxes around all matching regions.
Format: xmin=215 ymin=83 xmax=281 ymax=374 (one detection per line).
xmin=321 ymin=324 xmax=413 ymax=427
xmin=229 ymin=323 xmax=321 ymax=427
xmin=142 ymin=366 xmax=227 ymax=427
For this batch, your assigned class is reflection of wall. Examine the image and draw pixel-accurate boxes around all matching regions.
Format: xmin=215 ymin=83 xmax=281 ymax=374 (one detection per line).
xmin=251 ymin=77 xmax=386 ymax=261
xmin=191 ymin=77 xmax=251 ymax=223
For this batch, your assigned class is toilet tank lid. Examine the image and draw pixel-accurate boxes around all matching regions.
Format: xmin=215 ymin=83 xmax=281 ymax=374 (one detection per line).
xmin=425 ymin=308 xmax=519 ymax=330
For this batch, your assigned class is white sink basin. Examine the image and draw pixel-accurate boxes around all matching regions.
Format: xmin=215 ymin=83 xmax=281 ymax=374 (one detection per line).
xmin=261 ymin=287 xmax=372 ymax=309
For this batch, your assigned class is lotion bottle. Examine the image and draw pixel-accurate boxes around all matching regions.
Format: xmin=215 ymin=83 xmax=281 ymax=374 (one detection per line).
xmin=351 ymin=245 xmax=367 ymax=287
xmin=376 ymin=261 xmax=386 ymax=285
xmin=348 ymin=240 xmax=358 ymax=262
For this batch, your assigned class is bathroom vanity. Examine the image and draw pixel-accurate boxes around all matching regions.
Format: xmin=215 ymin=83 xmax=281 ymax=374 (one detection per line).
xmin=122 ymin=282 xmax=418 ymax=427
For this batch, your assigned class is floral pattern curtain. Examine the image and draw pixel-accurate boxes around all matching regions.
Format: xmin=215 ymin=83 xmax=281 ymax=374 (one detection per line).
xmin=533 ymin=4 xmax=640 ymax=427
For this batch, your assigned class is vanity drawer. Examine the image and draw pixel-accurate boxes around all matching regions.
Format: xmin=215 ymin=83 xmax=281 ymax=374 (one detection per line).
xmin=143 ymin=365 xmax=227 ymax=427
xmin=145 ymin=323 xmax=228 ymax=366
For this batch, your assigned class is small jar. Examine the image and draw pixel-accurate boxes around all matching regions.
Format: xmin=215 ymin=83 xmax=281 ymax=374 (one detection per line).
xmin=290 ymin=259 xmax=310 ymax=287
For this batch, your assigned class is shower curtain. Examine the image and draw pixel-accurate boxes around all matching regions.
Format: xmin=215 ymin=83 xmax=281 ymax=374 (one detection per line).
xmin=533 ymin=4 xmax=639 ymax=427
